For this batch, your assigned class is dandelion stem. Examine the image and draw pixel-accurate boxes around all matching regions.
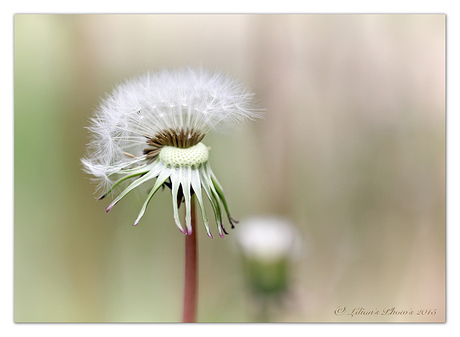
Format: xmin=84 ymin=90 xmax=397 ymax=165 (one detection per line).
xmin=182 ymin=195 xmax=197 ymax=323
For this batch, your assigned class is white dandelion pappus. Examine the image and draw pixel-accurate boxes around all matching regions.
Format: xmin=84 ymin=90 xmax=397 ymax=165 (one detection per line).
xmin=82 ymin=67 xmax=261 ymax=238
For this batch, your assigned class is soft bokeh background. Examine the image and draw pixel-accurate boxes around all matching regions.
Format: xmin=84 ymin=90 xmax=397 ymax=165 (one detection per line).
xmin=14 ymin=14 xmax=445 ymax=322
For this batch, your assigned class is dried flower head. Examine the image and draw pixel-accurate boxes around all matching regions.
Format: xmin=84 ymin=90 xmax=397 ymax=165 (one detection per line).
xmin=82 ymin=67 xmax=261 ymax=238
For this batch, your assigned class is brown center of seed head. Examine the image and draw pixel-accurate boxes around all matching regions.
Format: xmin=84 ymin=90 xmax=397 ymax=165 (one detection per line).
xmin=143 ymin=128 xmax=206 ymax=161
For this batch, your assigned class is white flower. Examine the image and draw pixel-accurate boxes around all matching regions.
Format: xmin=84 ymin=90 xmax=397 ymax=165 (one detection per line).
xmin=82 ymin=67 xmax=261 ymax=238
xmin=236 ymin=217 xmax=300 ymax=262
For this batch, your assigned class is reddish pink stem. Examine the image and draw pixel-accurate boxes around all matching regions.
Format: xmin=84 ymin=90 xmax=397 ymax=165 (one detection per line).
xmin=182 ymin=196 xmax=197 ymax=323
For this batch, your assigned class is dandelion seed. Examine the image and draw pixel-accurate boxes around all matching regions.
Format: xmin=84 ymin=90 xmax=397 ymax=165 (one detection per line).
xmin=82 ymin=66 xmax=261 ymax=238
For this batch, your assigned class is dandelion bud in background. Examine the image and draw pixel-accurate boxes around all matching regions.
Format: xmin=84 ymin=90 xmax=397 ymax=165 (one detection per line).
xmin=236 ymin=217 xmax=301 ymax=321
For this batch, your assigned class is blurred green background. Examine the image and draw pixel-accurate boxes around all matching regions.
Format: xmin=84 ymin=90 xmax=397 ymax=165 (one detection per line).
xmin=14 ymin=14 xmax=445 ymax=322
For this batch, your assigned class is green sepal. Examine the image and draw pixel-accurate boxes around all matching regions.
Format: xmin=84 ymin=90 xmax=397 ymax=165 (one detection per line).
xmin=100 ymin=162 xmax=157 ymax=199
xmin=210 ymin=169 xmax=237 ymax=228
xmin=190 ymin=165 xmax=212 ymax=238
xmin=132 ymin=165 xmax=172 ymax=226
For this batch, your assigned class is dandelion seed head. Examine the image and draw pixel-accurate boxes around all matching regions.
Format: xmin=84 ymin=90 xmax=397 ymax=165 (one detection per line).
xmin=82 ymin=66 xmax=260 ymax=189
xmin=82 ymin=66 xmax=261 ymax=237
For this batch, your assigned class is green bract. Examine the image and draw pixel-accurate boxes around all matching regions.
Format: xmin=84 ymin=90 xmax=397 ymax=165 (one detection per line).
xmin=102 ymin=143 xmax=236 ymax=238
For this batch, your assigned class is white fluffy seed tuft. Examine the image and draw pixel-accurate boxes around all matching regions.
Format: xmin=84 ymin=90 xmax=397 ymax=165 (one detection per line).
xmin=82 ymin=66 xmax=261 ymax=191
